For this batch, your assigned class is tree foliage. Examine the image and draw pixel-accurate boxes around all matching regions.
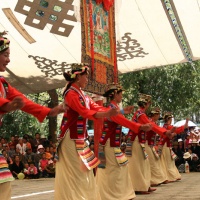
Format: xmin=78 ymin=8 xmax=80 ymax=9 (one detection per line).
xmin=0 ymin=89 xmax=64 ymax=139
xmin=120 ymin=61 xmax=200 ymax=122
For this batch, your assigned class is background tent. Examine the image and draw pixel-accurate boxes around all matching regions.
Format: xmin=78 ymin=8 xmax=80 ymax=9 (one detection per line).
xmin=0 ymin=0 xmax=200 ymax=94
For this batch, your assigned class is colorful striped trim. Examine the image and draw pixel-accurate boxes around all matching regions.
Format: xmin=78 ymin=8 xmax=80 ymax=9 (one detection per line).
xmin=114 ymin=147 xmax=128 ymax=166
xmin=151 ymin=146 xmax=159 ymax=159
xmin=75 ymin=140 xmax=100 ymax=170
xmin=140 ymin=143 xmax=148 ymax=159
xmin=170 ymin=147 xmax=178 ymax=160
xmin=0 ymin=154 xmax=14 ymax=183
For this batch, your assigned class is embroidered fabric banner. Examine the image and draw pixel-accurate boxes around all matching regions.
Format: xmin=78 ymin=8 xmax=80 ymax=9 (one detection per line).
xmin=81 ymin=0 xmax=118 ymax=95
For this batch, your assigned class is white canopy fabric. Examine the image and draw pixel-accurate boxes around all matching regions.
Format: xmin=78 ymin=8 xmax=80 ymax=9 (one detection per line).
xmin=174 ymin=120 xmax=197 ymax=127
xmin=0 ymin=0 xmax=200 ymax=93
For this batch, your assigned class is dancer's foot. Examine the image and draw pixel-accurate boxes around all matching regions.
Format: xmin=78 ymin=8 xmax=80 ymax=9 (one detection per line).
xmin=135 ymin=191 xmax=150 ymax=195
xmin=162 ymin=180 xmax=169 ymax=184
xmin=176 ymin=178 xmax=181 ymax=181
xmin=148 ymin=187 xmax=157 ymax=192
xmin=151 ymin=184 xmax=159 ymax=187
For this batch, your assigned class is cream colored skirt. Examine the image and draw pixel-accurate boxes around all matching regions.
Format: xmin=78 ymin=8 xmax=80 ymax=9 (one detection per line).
xmin=0 ymin=181 xmax=11 ymax=200
xmin=96 ymin=139 xmax=135 ymax=200
xmin=54 ymin=132 xmax=101 ymax=200
xmin=145 ymin=145 xmax=167 ymax=185
xmin=127 ymin=137 xmax=151 ymax=192
xmin=160 ymin=143 xmax=181 ymax=181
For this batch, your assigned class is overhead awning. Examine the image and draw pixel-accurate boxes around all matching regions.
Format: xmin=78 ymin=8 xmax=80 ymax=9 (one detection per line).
xmin=0 ymin=0 xmax=199 ymax=93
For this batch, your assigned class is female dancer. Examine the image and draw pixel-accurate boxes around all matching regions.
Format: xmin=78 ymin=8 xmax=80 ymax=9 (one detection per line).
xmin=96 ymin=83 xmax=152 ymax=200
xmin=0 ymin=31 xmax=64 ymax=200
xmin=159 ymin=112 xmax=188 ymax=182
xmin=126 ymin=93 xmax=174 ymax=194
xmin=145 ymin=107 xmax=168 ymax=186
xmin=54 ymin=64 xmax=119 ymax=200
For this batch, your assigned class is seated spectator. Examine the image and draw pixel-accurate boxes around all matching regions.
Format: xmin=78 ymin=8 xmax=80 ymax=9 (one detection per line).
xmin=27 ymin=162 xmax=38 ymax=179
xmin=31 ymin=133 xmax=42 ymax=153
xmin=51 ymin=143 xmax=57 ymax=153
xmin=14 ymin=147 xmax=24 ymax=162
xmin=49 ymin=146 xmax=55 ymax=160
xmin=10 ymin=155 xmax=24 ymax=179
xmin=8 ymin=136 xmax=15 ymax=148
xmin=172 ymin=141 xmax=184 ymax=167
xmin=190 ymin=153 xmax=200 ymax=172
xmin=23 ymin=163 xmax=29 ymax=178
xmin=45 ymin=159 xmax=55 ymax=178
xmin=8 ymin=143 xmax=16 ymax=161
xmin=34 ymin=144 xmax=45 ymax=169
xmin=45 ymin=146 xmax=52 ymax=160
xmin=39 ymin=153 xmax=48 ymax=178
xmin=23 ymin=136 xmax=32 ymax=151
xmin=178 ymin=138 xmax=184 ymax=152
xmin=23 ymin=148 xmax=35 ymax=164
xmin=190 ymin=139 xmax=200 ymax=158
xmin=16 ymin=138 xmax=26 ymax=155
xmin=183 ymin=152 xmax=192 ymax=172
xmin=2 ymin=149 xmax=13 ymax=166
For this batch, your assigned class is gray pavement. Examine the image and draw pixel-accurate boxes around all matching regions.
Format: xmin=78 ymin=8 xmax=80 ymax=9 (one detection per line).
xmin=11 ymin=173 xmax=200 ymax=200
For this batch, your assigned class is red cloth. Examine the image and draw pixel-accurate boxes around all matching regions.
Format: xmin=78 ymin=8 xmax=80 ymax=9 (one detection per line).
xmin=39 ymin=159 xmax=48 ymax=171
xmin=0 ymin=77 xmax=50 ymax=122
xmin=100 ymin=101 xmax=140 ymax=147
xmin=27 ymin=166 xmax=38 ymax=175
xmin=60 ymin=83 xmax=107 ymax=140
xmin=136 ymin=108 xmax=166 ymax=137
xmin=160 ymin=124 xmax=185 ymax=147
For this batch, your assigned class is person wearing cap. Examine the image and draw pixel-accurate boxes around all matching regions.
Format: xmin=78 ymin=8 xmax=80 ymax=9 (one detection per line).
xmin=96 ymin=83 xmax=152 ymax=200
xmin=177 ymin=138 xmax=184 ymax=152
xmin=190 ymin=153 xmax=200 ymax=172
xmin=145 ymin=107 xmax=168 ymax=187
xmin=54 ymin=63 xmax=119 ymax=200
xmin=22 ymin=147 xmax=35 ymax=164
xmin=159 ymin=112 xmax=188 ymax=182
xmin=0 ymin=31 xmax=65 ymax=200
xmin=126 ymin=94 xmax=174 ymax=195
xmin=189 ymin=138 xmax=200 ymax=158
xmin=172 ymin=141 xmax=184 ymax=168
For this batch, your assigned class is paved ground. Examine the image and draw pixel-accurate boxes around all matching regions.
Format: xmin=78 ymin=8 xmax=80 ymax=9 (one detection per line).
xmin=11 ymin=173 xmax=200 ymax=200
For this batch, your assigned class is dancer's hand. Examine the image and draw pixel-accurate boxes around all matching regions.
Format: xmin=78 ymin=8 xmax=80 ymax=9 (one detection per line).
xmin=0 ymin=96 xmax=24 ymax=112
xmin=139 ymin=123 xmax=152 ymax=132
xmin=165 ymin=127 xmax=176 ymax=139
xmin=107 ymin=107 xmax=120 ymax=117
xmin=48 ymin=104 xmax=65 ymax=117
xmin=123 ymin=106 xmax=134 ymax=114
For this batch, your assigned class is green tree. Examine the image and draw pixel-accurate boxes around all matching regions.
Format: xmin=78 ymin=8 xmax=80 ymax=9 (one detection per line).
xmin=120 ymin=61 xmax=200 ymax=123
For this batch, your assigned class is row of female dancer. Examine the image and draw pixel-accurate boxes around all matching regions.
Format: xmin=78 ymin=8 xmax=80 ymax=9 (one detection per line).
xmin=0 ymin=32 xmax=188 ymax=200
xmin=54 ymin=64 xmax=189 ymax=200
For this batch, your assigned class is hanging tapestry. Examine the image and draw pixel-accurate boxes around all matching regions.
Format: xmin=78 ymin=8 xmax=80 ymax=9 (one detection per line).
xmin=81 ymin=0 xmax=117 ymax=95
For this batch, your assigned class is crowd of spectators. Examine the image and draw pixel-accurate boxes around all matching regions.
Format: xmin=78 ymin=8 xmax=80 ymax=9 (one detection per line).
xmin=1 ymin=126 xmax=199 ymax=180
xmin=172 ymin=127 xmax=200 ymax=172
xmin=0 ymin=133 xmax=56 ymax=179
xmin=120 ymin=127 xmax=200 ymax=173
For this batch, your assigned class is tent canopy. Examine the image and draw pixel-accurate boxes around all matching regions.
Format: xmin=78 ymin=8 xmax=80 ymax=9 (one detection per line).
xmin=0 ymin=0 xmax=200 ymax=93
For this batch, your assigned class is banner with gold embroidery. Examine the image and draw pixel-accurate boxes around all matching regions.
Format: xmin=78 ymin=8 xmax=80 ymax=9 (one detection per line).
xmin=81 ymin=0 xmax=118 ymax=95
